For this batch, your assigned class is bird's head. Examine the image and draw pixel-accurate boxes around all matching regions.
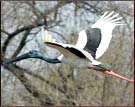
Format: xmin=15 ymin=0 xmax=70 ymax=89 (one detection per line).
xmin=4 ymin=50 xmax=46 ymax=64
xmin=4 ymin=50 xmax=61 ymax=64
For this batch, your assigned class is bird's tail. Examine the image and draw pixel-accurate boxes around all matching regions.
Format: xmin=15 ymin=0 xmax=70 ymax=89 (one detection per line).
xmin=91 ymin=11 xmax=125 ymax=29
xmin=95 ymin=63 xmax=112 ymax=71
xmin=92 ymin=60 xmax=112 ymax=71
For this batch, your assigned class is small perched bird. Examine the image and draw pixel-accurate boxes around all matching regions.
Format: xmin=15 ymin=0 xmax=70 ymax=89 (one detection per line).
xmin=4 ymin=50 xmax=61 ymax=64
xmin=42 ymin=11 xmax=134 ymax=83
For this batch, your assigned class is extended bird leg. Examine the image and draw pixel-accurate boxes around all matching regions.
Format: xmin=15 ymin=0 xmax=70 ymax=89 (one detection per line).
xmin=88 ymin=67 xmax=134 ymax=83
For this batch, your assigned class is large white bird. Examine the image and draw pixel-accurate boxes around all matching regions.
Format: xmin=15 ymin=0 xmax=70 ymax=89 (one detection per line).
xmin=41 ymin=11 xmax=134 ymax=83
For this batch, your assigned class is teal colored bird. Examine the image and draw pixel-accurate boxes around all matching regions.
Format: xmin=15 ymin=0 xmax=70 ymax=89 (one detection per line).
xmin=5 ymin=11 xmax=134 ymax=83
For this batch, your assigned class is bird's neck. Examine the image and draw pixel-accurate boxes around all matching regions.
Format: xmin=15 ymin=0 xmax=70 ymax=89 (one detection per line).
xmin=39 ymin=56 xmax=60 ymax=64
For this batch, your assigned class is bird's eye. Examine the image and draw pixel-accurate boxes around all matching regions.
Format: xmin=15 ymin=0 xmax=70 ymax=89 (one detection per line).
xmin=29 ymin=51 xmax=33 ymax=54
xmin=29 ymin=50 xmax=35 ymax=55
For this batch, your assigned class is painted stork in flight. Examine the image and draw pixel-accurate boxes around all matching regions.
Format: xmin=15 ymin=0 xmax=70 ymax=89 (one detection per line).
xmin=4 ymin=11 xmax=134 ymax=83
xmin=42 ymin=11 xmax=134 ymax=83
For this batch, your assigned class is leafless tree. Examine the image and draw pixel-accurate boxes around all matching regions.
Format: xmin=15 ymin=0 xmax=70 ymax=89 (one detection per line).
xmin=1 ymin=1 xmax=134 ymax=106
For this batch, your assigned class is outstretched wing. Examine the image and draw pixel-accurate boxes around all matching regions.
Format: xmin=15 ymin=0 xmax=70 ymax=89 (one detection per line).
xmin=91 ymin=11 xmax=125 ymax=59
xmin=75 ymin=30 xmax=87 ymax=50
xmin=41 ymin=28 xmax=87 ymax=59
xmin=83 ymin=28 xmax=102 ymax=59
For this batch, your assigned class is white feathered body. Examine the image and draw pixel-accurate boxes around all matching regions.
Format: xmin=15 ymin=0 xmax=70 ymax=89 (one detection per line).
xmin=42 ymin=11 xmax=124 ymax=70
